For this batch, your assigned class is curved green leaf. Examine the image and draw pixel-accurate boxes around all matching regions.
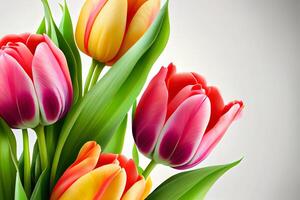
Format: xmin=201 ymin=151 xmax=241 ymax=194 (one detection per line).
xmin=104 ymin=114 xmax=128 ymax=154
xmin=14 ymin=172 xmax=28 ymax=200
xmin=59 ymin=0 xmax=82 ymax=101
xmin=0 ymin=119 xmax=17 ymax=199
xmin=30 ymin=169 xmax=50 ymax=200
xmin=36 ymin=18 xmax=46 ymax=34
xmin=132 ymin=144 xmax=139 ymax=166
xmin=52 ymin=2 xmax=170 ymax=182
xmin=146 ymin=159 xmax=242 ymax=200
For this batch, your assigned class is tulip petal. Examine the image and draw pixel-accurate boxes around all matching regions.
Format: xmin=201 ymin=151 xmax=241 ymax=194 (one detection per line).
xmin=59 ymin=164 xmax=121 ymax=200
xmin=32 ymin=42 xmax=71 ymax=125
xmin=50 ymin=141 xmax=101 ymax=200
xmin=133 ymin=67 xmax=169 ymax=156
xmin=122 ymin=178 xmax=146 ymax=200
xmin=122 ymin=159 xmax=139 ymax=193
xmin=141 ymin=177 xmax=152 ymax=200
xmin=167 ymin=70 xmax=207 ymax=103
xmin=153 ymin=95 xmax=211 ymax=167
xmin=103 ymin=169 xmax=127 ymax=200
xmin=0 ymin=33 xmax=30 ymax=47
xmin=127 ymin=0 xmax=148 ymax=24
xmin=2 ymin=42 xmax=33 ymax=78
xmin=97 ymin=153 xmax=119 ymax=167
xmin=176 ymin=102 xmax=244 ymax=170
xmin=25 ymin=34 xmax=45 ymax=54
xmin=205 ymin=86 xmax=225 ymax=132
xmin=0 ymin=52 xmax=39 ymax=128
xmin=75 ymin=0 xmax=108 ymax=54
xmin=44 ymin=35 xmax=73 ymax=115
xmin=88 ymin=0 xmax=127 ymax=62
xmin=95 ymin=169 xmax=126 ymax=200
xmin=108 ymin=0 xmax=160 ymax=64
xmin=166 ymin=84 xmax=204 ymax=120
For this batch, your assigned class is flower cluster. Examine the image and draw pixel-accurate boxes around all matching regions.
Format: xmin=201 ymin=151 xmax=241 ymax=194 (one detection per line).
xmin=0 ymin=0 xmax=244 ymax=200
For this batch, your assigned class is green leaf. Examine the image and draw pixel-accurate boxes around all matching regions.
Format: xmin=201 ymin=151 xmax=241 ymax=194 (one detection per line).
xmin=30 ymin=170 xmax=50 ymax=200
xmin=51 ymin=1 xmax=170 ymax=183
xmin=34 ymin=155 xmax=42 ymax=184
xmin=36 ymin=18 xmax=46 ymax=34
xmin=31 ymin=142 xmax=39 ymax=185
xmin=132 ymin=100 xmax=137 ymax=123
xmin=132 ymin=144 xmax=139 ymax=166
xmin=0 ymin=119 xmax=17 ymax=200
xmin=18 ymin=153 xmax=24 ymax=186
xmin=14 ymin=172 xmax=28 ymax=200
xmin=104 ymin=114 xmax=128 ymax=154
xmin=59 ymin=0 xmax=82 ymax=102
xmin=146 ymin=159 xmax=242 ymax=200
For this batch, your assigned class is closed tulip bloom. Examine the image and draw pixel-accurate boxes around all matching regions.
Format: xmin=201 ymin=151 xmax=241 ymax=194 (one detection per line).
xmin=51 ymin=141 xmax=152 ymax=200
xmin=0 ymin=33 xmax=73 ymax=128
xmin=133 ymin=63 xmax=244 ymax=169
xmin=75 ymin=0 xmax=160 ymax=65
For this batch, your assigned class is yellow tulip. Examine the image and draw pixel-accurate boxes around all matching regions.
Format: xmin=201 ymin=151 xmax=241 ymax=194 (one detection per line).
xmin=50 ymin=141 xmax=152 ymax=200
xmin=75 ymin=0 xmax=160 ymax=65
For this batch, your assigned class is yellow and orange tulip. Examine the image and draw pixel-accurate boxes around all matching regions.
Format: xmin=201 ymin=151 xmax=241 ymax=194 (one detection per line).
xmin=75 ymin=0 xmax=160 ymax=65
xmin=50 ymin=141 xmax=152 ymax=200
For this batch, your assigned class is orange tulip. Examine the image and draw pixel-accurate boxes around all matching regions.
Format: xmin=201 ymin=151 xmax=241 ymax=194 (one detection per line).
xmin=51 ymin=141 xmax=151 ymax=200
xmin=75 ymin=0 xmax=160 ymax=65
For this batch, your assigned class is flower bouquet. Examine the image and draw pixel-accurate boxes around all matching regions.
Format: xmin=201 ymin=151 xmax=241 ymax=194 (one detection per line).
xmin=0 ymin=0 xmax=244 ymax=199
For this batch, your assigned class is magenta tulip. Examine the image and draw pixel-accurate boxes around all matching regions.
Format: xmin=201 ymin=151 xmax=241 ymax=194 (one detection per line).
xmin=0 ymin=33 xmax=73 ymax=128
xmin=133 ymin=63 xmax=244 ymax=169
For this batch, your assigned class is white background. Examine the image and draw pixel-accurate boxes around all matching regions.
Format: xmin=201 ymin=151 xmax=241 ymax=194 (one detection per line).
xmin=0 ymin=0 xmax=299 ymax=199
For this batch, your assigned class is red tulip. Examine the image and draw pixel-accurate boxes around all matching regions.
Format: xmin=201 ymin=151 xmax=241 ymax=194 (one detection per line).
xmin=0 ymin=33 xmax=73 ymax=128
xmin=133 ymin=63 xmax=244 ymax=169
xmin=51 ymin=141 xmax=152 ymax=200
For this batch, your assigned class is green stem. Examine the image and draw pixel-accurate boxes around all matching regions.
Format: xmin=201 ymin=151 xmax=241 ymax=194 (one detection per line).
xmin=34 ymin=125 xmax=48 ymax=171
xmin=22 ymin=129 xmax=31 ymax=197
xmin=84 ymin=60 xmax=97 ymax=95
xmin=89 ymin=63 xmax=105 ymax=90
xmin=142 ymin=160 xmax=157 ymax=179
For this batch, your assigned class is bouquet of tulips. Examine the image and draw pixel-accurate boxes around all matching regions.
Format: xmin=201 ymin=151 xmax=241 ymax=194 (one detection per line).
xmin=0 ymin=0 xmax=244 ymax=199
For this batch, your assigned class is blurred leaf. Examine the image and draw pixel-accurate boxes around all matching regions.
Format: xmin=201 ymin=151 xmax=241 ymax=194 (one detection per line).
xmin=18 ymin=153 xmax=24 ymax=184
xmin=14 ymin=172 xmax=28 ymax=200
xmin=104 ymin=115 xmax=128 ymax=154
xmin=31 ymin=142 xmax=39 ymax=185
xmin=132 ymin=144 xmax=139 ymax=166
xmin=52 ymin=1 xmax=170 ymax=182
xmin=0 ymin=119 xmax=17 ymax=199
xmin=34 ymin=154 xmax=42 ymax=184
xmin=146 ymin=159 xmax=242 ymax=200
xmin=30 ymin=170 xmax=50 ymax=200
xmin=132 ymin=100 xmax=137 ymax=122
xmin=40 ymin=0 xmax=58 ymax=45
xmin=36 ymin=18 xmax=46 ymax=34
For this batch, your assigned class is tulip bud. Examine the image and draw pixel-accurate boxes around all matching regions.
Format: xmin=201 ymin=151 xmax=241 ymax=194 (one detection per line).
xmin=51 ymin=141 xmax=152 ymax=200
xmin=133 ymin=63 xmax=244 ymax=169
xmin=75 ymin=0 xmax=160 ymax=65
xmin=0 ymin=33 xmax=73 ymax=128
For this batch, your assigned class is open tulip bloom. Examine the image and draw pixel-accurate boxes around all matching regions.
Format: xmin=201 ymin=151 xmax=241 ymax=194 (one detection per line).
xmin=0 ymin=0 xmax=246 ymax=199
xmin=133 ymin=63 xmax=243 ymax=174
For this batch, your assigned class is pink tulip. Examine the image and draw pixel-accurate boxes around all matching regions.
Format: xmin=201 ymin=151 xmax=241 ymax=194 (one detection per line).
xmin=0 ymin=33 xmax=73 ymax=128
xmin=133 ymin=63 xmax=244 ymax=169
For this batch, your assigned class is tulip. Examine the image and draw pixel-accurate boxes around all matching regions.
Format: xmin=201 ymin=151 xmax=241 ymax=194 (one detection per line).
xmin=51 ymin=141 xmax=152 ymax=200
xmin=0 ymin=33 xmax=73 ymax=128
xmin=75 ymin=0 xmax=160 ymax=65
xmin=133 ymin=63 xmax=244 ymax=173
